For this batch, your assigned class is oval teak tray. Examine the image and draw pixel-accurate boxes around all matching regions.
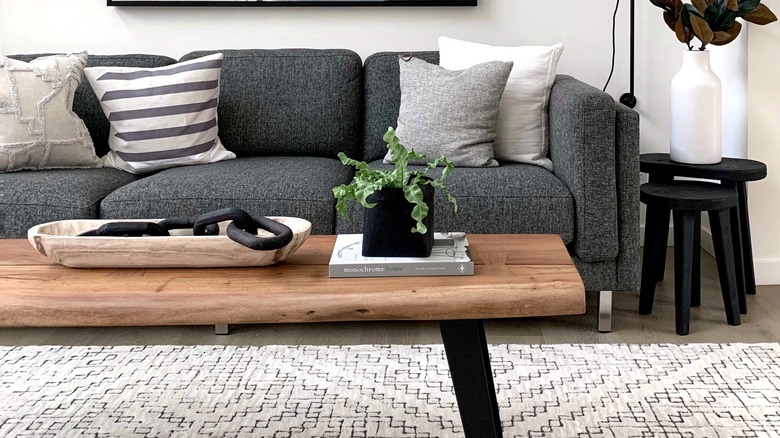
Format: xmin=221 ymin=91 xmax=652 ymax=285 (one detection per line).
xmin=28 ymin=217 xmax=312 ymax=268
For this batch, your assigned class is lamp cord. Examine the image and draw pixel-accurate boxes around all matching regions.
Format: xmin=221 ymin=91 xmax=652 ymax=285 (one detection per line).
xmin=603 ymin=0 xmax=620 ymax=92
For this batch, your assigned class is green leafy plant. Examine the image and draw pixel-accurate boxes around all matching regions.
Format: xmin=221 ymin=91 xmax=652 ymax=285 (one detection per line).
xmin=650 ymin=0 xmax=777 ymax=50
xmin=332 ymin=127 xmax=458 ymax=234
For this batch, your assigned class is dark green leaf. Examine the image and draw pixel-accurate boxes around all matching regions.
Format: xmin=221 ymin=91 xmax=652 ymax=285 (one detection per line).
xmin=738 ymin=0 xmax=761 ymax=16
xmin=713 ymin=9 xmax=738 ymax=31
xmin=705 ymin=2 xmax=721 ymax=20
xmin=683 ymin=3 xmax=705 ymax=20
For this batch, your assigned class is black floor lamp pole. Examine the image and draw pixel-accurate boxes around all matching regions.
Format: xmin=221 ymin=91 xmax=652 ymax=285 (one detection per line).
xmin=620 ymin=0 xmax=637 ymax=108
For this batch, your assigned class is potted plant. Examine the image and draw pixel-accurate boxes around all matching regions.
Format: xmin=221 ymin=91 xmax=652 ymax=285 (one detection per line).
xmin=333 ymin=127 xmax=458 ymax=257
xmin=651 ymin=0 xmax=776 ymax=50
xmin=649 ymin=0 xmax=776 ymax=164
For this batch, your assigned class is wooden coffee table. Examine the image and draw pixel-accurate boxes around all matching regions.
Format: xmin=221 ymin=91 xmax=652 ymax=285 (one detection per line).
xmin=0 ymin=234 xmax=584 ymax=438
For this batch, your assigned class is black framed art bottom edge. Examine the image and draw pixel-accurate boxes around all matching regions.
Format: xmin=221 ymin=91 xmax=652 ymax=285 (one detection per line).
xmin=108 ymin=0 xmax=477 ymax=6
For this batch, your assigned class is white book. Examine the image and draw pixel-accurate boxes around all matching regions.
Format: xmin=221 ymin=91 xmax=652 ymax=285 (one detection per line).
xmin=329 ymin=233 xmax=474 ymax=278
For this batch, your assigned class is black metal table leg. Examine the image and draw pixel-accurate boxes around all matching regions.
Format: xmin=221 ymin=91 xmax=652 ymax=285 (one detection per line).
xmin=736 ymin=182 xmax=757 ymax=295
xmin=440 ymin=320 xmax=502 ymax=438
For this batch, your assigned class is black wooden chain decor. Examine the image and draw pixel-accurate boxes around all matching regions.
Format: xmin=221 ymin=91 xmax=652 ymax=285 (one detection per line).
xmin=78 ymin=208 xmax=294 ymax=251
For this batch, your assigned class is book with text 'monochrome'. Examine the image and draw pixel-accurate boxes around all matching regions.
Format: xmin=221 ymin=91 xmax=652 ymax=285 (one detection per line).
xmin=328 ymin=233 xmax=474 ymax=278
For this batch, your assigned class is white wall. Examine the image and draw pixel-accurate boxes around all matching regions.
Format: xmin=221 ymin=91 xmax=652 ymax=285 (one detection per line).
xmin=0 ymin=0 xmax=629 ymax=96
xmin=748 ymin=0 xmax=780 ymax=285
xmin=0 ymin=1 xmax=4 ymax=55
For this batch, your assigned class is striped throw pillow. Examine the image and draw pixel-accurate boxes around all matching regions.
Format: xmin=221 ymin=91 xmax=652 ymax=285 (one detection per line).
xmin=84 ymin=53 xmax=235 ymax=174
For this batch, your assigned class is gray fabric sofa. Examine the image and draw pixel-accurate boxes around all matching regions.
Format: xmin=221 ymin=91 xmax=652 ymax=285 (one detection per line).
xmin=1 ymin=49 xmax=640 ymax=331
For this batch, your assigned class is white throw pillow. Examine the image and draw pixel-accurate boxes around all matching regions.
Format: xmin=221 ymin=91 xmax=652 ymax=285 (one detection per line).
xmin=0 ymin=52 xmax=102 ymax=173
xmin=84 ymin=53 xmax=235 ymax=174
xmin=438 ymin=37 xmax=564 ymax=170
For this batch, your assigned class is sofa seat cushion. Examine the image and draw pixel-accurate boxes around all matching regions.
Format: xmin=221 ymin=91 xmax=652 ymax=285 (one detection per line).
xmin=0 ymin=169 xmax=138 ymax=238
xmin=336 ymin=161 xmax=575 ymax=242
xmin=99 ymin=156 xmax=354 ymax=235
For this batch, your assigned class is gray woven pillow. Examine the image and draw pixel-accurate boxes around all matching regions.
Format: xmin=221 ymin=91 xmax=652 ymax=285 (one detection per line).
xmin=384 ymin=56 xmax=513 ymax=168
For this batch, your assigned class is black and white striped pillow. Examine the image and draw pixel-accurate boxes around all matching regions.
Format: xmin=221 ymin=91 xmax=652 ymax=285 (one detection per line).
xmin=85 ymin=53 xmax=235 ymax=174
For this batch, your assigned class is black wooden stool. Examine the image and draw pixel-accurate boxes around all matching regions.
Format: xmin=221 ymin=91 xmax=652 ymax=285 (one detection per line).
xmin=639 ymin=181 xmax=742 ymax=335
xmin=640 ymin=154 xmax=767 ymax=297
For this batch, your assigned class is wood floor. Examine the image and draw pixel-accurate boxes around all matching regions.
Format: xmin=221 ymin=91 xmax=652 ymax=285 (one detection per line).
xmin=2 ymin=248 xmax=779 ymax=347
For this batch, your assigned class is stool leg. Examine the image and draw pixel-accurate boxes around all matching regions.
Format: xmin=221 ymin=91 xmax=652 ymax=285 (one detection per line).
xmin=725 ymin=180 xmax=748 ymax=311
xmin=640 ymin=205 xmax=667 ymax=315
xmin=691 ymin=213 xmax=701 ymax=308
xmin=709 ymin=209 xmax=742 ymax=326
xmin=729 ymin=205 xmax=748 ymax=314
xmin=729 ymin=203 xmax=747 ymax=313
xmin=655 ymin=208 xmax=671 ymax=281
xmin=736 ymin=182 xmax=757 ymax=295
xmin=673 ymin=211 xmax=696 ymax=336
xmin=649 ymin=174 xmax=673 ymax=281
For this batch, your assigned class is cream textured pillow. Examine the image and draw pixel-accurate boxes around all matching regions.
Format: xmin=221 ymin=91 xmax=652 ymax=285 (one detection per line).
xmin=0 ymin=53 xmax=101 ymax=173
xmin=84 ymin=53 xmax=235 ymax=174
xmin=438 ymin=37 xmax=564 ymax=170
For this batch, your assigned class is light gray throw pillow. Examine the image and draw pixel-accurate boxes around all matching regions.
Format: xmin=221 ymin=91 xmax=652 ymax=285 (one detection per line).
xmin=384 ymin=56 xmax=513 ymax=168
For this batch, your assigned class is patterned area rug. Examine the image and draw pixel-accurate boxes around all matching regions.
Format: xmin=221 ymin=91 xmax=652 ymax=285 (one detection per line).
xmin=1 ymin=343 xmax=779 ymax=437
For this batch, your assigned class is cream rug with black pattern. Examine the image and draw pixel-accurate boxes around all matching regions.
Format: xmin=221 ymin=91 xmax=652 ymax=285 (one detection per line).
xmin=1 ymin=344 xmax=779 ymax=437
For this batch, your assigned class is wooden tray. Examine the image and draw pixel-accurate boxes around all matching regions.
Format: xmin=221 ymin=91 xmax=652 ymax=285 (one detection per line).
xmin=27 ymin=217 xmax=312 ymax=268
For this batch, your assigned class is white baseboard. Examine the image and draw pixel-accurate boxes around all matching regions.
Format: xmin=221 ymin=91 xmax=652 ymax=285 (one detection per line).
xmin=639 ymin=225 xmax=779 ymax=285
xmin=754 ymin=260 xmax=780 ymax=286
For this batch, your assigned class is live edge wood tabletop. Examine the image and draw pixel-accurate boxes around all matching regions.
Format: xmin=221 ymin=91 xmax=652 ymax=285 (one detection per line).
xmin=0 ymin=234 xmax=586 ymax=328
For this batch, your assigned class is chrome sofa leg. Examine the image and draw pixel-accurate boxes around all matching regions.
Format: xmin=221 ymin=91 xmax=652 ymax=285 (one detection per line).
xmin=215 ymin=324 xmax=230 ymax=335
xmin=598 ymin=290 xmax=613 ymax=333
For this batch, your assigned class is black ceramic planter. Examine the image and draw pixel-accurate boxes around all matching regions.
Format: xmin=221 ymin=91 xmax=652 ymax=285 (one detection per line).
xmin=362 ymin=183 xmax=434 ymax=257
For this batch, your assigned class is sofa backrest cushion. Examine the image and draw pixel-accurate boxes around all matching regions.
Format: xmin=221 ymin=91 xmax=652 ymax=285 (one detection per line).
xmin=7 ymin=54 xmax=178 ymax=158
xmin=180 ymin=49 xmax=363 ymax=159
xmin=363 ymin=51 xmax=439 ymax=163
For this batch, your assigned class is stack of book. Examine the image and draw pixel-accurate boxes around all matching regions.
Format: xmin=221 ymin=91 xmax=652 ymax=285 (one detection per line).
xmin=328 ymin=233 xmax=474 ymax=278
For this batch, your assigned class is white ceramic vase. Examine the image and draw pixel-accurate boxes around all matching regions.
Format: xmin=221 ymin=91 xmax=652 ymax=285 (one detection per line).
xmin=670 ymin=50 xmax=723 ymax=164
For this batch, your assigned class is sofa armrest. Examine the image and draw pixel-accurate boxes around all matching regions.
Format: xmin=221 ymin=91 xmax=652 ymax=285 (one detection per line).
xmin=614 ymin=103 xmax=641 ymax=291
xmin=548 ymin=75 xmax=618 ymax=262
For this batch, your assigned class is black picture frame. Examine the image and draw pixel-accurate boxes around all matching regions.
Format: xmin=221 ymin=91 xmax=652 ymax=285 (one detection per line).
xmin=108 ymin=0 xmax=477 ymax=6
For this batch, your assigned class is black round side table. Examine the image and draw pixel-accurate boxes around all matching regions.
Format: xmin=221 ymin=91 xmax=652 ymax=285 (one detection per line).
xmin=640 ymin=153 xmax=768 ymax=300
